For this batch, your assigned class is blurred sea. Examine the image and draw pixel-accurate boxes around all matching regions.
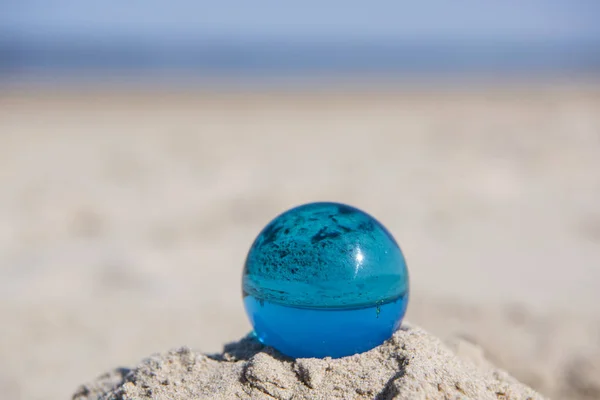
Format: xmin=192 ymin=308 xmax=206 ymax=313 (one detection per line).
xmin=2 ymin=39 xmax=600 ymax=86
xmin=3 ymin=1 xmax=600 ymax=86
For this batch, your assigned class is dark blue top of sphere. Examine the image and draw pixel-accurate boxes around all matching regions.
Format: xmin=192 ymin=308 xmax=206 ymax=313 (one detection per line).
xmin=243 ymin=202 xmax=409 ymax=309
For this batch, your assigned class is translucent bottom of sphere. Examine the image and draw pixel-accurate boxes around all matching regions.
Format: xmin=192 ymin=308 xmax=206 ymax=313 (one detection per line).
xmin=243 ymin=294 xmax=408 ymax=359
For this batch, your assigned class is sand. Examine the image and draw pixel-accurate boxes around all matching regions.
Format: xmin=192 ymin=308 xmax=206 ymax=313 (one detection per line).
xmin=73 ymin=324 xmax=545 ymax=400
xmin=1 ymin=85 xmax=599 ymax=399
xmin=68 ymin=299 xmax=600 ymax=399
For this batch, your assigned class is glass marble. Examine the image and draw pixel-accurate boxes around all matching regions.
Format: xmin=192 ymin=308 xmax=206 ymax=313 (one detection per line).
xmin=242 ymin=202 xmax=409 ymax=358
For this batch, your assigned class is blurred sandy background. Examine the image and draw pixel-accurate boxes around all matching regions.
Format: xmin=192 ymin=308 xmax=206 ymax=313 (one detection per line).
xmin=2 ymin=2 xmax=600 ymax=399
xmin=1 ymin=86 xmax=600 ymax=399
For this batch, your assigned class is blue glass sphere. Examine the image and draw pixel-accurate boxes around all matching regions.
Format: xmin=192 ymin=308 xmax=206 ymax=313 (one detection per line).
xmin=242 ymin=202 xmax=409 ymax=358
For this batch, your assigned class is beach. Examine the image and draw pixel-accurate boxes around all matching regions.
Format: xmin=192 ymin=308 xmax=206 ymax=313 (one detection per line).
xmin=1 ymin=85 xmax=599 ymax=399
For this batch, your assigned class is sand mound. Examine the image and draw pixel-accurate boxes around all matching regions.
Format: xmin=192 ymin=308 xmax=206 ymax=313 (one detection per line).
xmin=73 ymin=324 xmax=545 ymax=400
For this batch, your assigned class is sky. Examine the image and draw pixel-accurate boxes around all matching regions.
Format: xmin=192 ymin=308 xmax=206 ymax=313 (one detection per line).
xmin=2 ymin=0 xmax=600 ymax=44
xmin=1 ymin=1 xmax=599 ymax=81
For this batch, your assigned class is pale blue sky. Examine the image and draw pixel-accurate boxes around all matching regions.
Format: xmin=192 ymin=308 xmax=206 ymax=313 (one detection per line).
xmin=2 ymin=0 xmax=599 ymax=43
xmin=1 ymin=1 xmax=599 ymax=80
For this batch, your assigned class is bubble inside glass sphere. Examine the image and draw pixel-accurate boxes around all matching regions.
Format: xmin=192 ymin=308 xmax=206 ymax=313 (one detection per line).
xmin=242 ymin=202 xmax=409 ymax=359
